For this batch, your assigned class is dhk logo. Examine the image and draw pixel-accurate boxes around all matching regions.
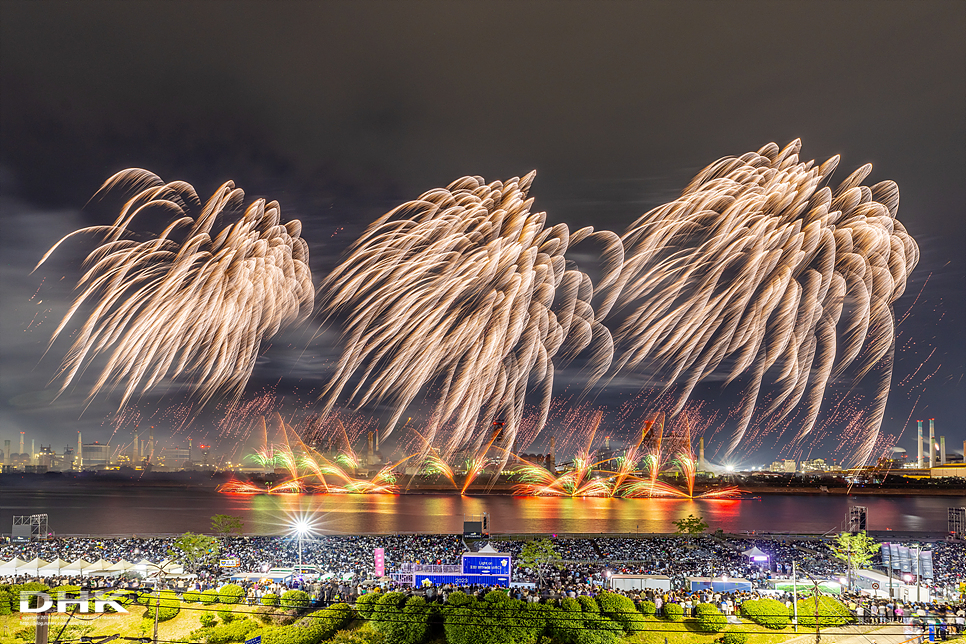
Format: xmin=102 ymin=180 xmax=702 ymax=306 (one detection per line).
xmin=20 ymin=591 xmax=129 ymax=614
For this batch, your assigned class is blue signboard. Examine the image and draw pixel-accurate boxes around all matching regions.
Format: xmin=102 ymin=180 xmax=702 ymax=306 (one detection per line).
xmin=414 ymin=573 xmax=510 ymax=587
xmin=462 ymin=554 xmax=511 ymax=576
xmin=880 ymin=542 xmax=891 ymax=567
xmin=245 ymin=637 xmax=262 ymax=644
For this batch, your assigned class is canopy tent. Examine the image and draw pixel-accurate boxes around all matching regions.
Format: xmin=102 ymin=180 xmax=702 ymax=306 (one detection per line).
xmin=0 ymin=558 xmax=28 ymax=574
xmin=60 ymin=559 xmax=92 ymax=575
xmin=131 ymin=559 xmax=157 ymax=574
xmin=38 ymin=558 xmax=72 ymax=576
xmin=83 ymin=558 xmax=115 ymax=574
xmin=741 ymin=546 xmax=770 ymax=561
xmin=16 ymin=558 xmax=49 ymax=576
xmin=107 ymin=559 xmax=135 ymax=573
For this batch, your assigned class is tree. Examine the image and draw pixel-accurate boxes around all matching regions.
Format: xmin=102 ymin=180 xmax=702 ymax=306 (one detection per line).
xmin=519 ymin=537 xmax=562 ymax=588
xmin=831 ymin=530 xmax=880 ymax=590
xmin=673 ymin=513 xmax=708 ymax=537
xmin=211 ymin=514 xmax=244 ymax=535
xmin=168 ymin=532 xmax=221 ymax=573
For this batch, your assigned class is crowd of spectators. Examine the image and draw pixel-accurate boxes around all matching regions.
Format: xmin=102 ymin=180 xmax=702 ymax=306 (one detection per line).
xmin=2 ymin=533 xmax=963 ymax=600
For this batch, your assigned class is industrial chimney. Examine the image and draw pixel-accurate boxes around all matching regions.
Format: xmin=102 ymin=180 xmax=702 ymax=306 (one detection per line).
xmin=940 ymin=436 xmax=946 ymax=465
xmin=77 ymin=431 xmax=83 ymax=470
xmin=917 ymin=420 xmax=924 ymax=468
xmin=699 ymin=437 xmax=706 ymax=472
xmin=929 ymin=419 xmax=936 ymax=468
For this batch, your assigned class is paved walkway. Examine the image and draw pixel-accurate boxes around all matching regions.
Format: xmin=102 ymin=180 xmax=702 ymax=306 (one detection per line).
xmin=781 ymin=624 xmax=957 ymax=644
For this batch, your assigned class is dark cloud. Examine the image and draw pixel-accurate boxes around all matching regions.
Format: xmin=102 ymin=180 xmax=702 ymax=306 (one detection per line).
xmin=1 ymin=0 xmax=962 ymax=462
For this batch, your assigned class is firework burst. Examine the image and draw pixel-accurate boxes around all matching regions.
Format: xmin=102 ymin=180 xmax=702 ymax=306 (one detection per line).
xmin=36 ymin=169 xmax=313 ymax=409
xmin=319 ymin=172 xmax=621 ymax=456
xmin=609 ymin=140 xmax=918 ymax=459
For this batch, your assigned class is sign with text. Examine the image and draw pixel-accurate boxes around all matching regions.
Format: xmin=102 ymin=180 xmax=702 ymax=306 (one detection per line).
xmin=219 ymin=558 xmax=241 ymax=568
xmin=461 ymin=554 xmax=510 ymax=576
xmin=374 ymin=548 xmax=385 ymax=577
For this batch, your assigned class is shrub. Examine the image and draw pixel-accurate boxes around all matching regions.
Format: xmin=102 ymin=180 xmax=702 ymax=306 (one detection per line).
xmin=201 ymin=590 xmax=219 ymax=605
xmin=279 ymin=589 xmax=310 ymax=609
xmin=375 ymin=595 xmax=432 ymax=644
xmin=663 ymin=602 xmax=684 ymax=621
xmin=183 ymin=590 xmax=203 ymax=603
xmin=694 ymin=603 xmax=727 ymax=633
xmin=740 ymin=597 xmax=789 ymax=629
xmin=244 ymin=606 xmax=352 ymax=644
xmin=483 ymin=590 xmax=509 ymax=603
xmin=0 ymin=588 xmax=11 ymax=615
xmin=560 ymin=597 xmax=581 ymax=612
xmin=325 ymin=625 xmax=385 ymax=644
xmin=795 ymin=595 xmax=853 ymax=628
xmin=575 ymin=613 xmax=624 ymax=644
xmin=217 ymin=609 xmax=236 ymax=624
xmin=195 ymin=618 xmax=258 ymax=644
xmin=10 ymin=583 xmax=50 ymax=611
xmin=577 ymin=595 xmax=599 ymax=613
xmin=200 ymin=611 xmax=217 ymax=628
xmin=444 ymin=591 xmax=473 ymax=608
xmin=638 ymin=600 xmax=656 ymax=616
xmin=145 ymin=590 xmax=180 ymax=622
xmin=355 ymin=592 xmax=380 ymax=620
xmin=595 ymin=591 xmax=646 ymax=634
xmin=260 ymin=593 xmax=279 ymax=607
xmin=720 ymin=632 xmax=747 ymax=644
xmin=218 ymin=584 xmax=246 ymax=605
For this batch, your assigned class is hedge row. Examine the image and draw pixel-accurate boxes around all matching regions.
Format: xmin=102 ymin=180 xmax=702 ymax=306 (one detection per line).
xmin=740 ymin=597 xmax=790 ymax=629
xmin=693 ymin=602 xmax=727 ymax=633
xmin=794 ymin=595 xmax=853 ymax=627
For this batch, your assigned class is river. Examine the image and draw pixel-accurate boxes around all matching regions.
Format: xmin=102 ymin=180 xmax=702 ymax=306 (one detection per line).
xmin=2 ymin=488 xmax=962 ymax=536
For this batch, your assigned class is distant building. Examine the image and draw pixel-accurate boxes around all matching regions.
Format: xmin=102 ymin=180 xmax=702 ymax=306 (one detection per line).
xmin=81 ymin=442 xmax=109 ymax=467
xmin=930 ymin=463 xmax=966 ymax=478
xmin=800 ymin=458 xmax=828 ymax=472
xmin=783 ymin=459 xmax=796 ymax=473
xmin=167 ymin=446 xmax=191 ymax=468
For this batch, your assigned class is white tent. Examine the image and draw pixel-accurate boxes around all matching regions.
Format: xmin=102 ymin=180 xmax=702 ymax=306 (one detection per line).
xmin=83 ymin=558 xmax=115 ymax=575
xmin=132 ymin=559 xmax=156 ymax=574
xmin=16 ymin=558 xmax=49 ymax=576
xmin=741 ymin=546 xmax=769 ymax=560
xmin=0 ymin=558 xmax=27 ymax=575
xmin=107 ymin=559 xmax=135 ymax=573
xmin=38 ymin=558 xmax=72 ymax=576
xmin=60 ymin=559 xmax=92 ymax=575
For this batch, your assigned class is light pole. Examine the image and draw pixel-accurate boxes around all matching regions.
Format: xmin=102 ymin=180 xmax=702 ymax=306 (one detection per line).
xmin=914 ymin=545 xmax=921 ymax=603
xmin=287 ymin=515 xmax=317 ymax=584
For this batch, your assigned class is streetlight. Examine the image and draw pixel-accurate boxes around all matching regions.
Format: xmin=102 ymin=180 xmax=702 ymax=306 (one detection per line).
xmin=292 ymin=520 xmax=310 ymax=570
xmin=286 ymin=512 xmax=319 ymax=582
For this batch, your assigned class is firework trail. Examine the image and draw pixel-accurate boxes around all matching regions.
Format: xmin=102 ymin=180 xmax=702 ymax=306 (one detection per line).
xmin=609 ymin=140 xmax=919 ymax=456
xmin=319 ymin=172 xmax=621 ymax=455
xmin=35 ymin=169 xmax=314 ymax=409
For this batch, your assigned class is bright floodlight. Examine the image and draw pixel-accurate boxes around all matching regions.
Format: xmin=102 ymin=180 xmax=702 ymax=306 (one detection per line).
xmin=838 ymin=577 xmax=847 ymax=585
xmin=725 ymin=465 xmax=735 ymax=472
xmin=293 ymin=520 xmax=311 ymax=535
xmin=903 ymin=574 xmax=913 ymax=583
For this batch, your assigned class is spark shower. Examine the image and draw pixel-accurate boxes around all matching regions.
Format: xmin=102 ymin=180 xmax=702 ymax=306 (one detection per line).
xmin=37 ymin=140 xmax=918 ymax=465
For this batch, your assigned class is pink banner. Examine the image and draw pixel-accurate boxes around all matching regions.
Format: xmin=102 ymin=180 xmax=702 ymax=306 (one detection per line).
xmin=374 ymin=547 xmax=385 ymax=577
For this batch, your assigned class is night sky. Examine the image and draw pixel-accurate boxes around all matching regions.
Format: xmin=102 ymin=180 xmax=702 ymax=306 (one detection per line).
xmin=1 ymin=1 xmax=963 ymax=465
